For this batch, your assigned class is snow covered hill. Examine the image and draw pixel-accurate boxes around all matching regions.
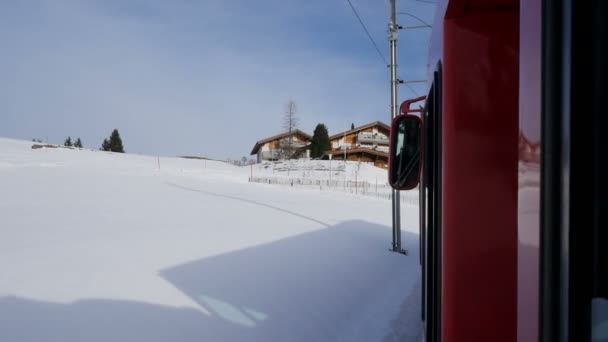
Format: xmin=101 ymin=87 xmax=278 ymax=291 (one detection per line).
xmin=0 ymin=138 xmax=421 ymax=342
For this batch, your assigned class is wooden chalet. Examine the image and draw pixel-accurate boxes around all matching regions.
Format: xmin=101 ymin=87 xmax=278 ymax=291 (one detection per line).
xmin=250 ymin=130 xmax=312 ymax=163
xmin=324 ymin=121 xmax=390 ymax=168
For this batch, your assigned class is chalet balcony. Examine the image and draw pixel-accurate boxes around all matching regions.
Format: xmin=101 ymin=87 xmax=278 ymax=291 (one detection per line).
xmin=279 ymin=139 xmax=308 ymax=149
xmin=356 ymin=144 xmax=389 ymax=153
xmin=260 ymin=148 xmax=309 ymax=160
xmin=356 ymin=132 xmax=389 ymax=145
xmin=260 ymin=150 xmax=282 ymax=160
xmin=332 ymin=143 xmax=352 ymax=151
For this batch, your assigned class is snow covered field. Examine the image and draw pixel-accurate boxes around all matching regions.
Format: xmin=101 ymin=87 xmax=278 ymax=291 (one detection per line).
xmin=0 ymin=138 xmax=421 ymax=342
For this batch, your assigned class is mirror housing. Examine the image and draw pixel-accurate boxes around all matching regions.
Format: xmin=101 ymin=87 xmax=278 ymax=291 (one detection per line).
xmin=388 ymin=114 xmax=423 ymax=190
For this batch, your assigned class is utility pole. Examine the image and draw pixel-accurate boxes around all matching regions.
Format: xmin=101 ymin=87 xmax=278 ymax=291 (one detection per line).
xmin=389 ymin=0 xmax=405 ymax=254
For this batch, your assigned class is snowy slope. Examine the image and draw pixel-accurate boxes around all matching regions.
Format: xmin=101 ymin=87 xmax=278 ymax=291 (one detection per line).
xmin=0 ymin=138 xmax=421 ymax=342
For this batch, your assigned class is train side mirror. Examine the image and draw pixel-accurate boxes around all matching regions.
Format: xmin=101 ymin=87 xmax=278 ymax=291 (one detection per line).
xmin=389 ymin=114 xmax=422 ymax=190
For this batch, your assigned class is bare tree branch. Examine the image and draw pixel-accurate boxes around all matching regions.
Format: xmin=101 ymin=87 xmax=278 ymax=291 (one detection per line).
xmin=282 ymin=100 xmax=299 ymax=132
xmin=281 ymin=100 xmax=300 ymax=159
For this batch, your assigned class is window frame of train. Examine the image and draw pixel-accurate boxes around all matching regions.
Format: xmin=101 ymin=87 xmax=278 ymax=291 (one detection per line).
xmin=420 ymin=62 xmax=443 ymax=342
xmin=540 ymin=0 xmax=607 ymax=341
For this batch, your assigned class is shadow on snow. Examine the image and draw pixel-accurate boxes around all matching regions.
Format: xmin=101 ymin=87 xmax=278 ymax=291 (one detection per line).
xmin=0 ymin=221 xmax=421 ymax=342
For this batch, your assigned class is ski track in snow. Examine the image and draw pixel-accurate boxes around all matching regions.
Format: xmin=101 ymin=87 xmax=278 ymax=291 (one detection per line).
xmin=0 ymin=138 xmax=422 ymax=342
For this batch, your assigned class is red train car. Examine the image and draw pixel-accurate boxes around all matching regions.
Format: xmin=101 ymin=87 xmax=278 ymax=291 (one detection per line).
xmin=388 ymin=0 xmax=607 ymax=341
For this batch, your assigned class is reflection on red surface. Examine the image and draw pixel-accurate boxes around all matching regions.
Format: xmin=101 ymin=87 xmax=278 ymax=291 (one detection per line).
xmin=517 ymin=135 xmax=540 ymax=342
xmin=442 ymin=7 xmax=519 ymax=341
xmin=517 ymin=0 xmax=541 ymax=340
xmin=519 ymin=131 xmax=540 ymax=164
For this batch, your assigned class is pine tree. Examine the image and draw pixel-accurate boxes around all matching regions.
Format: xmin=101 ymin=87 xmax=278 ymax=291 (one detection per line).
xmin=108 ymin=129 xmax=125 ymax=153
xmin=351 ymin=123 xmax=355 ymax=130
xmin=310 ymin=123 xmax=331 ymax=159
xmin=74 ymin=138 xmax=83 ymax=148
xmin=101 ymin=138 xmax=111 ymax=151
xmin=64 ymin=136 xmax=72 ymax=147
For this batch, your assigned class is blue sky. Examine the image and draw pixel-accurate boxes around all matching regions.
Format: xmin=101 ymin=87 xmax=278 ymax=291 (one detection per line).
xmin=0 ymin=0 xmax=435 ymax=159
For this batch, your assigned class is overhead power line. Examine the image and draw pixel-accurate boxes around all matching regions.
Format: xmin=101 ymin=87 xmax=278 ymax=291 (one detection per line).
xmin=344 ymin=0 xmax=424 ymax=98
xmin=396 ymin=12 xmax=430 ymax=96
xmin=397 ymin=12 xmax=432 ymax=27
xmin=345 ymin=0 xmax=389 ymax=66
xmin=404 ymin=82 xmax=419 ymax=96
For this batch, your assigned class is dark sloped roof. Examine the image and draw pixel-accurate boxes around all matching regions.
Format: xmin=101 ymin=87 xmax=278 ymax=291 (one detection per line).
xmin=250 ymin=129 xmax=312 ymax=155
xmin=328 ymin=121 xmax=390 ymax=140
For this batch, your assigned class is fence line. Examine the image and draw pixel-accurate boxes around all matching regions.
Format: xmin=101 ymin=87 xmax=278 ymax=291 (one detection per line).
xmin=249 ymin=176 xmax=419 ymax=206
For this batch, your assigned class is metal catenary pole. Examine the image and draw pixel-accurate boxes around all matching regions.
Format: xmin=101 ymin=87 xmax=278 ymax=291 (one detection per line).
xmin=389 ymin=0 xmax=403 ymax=253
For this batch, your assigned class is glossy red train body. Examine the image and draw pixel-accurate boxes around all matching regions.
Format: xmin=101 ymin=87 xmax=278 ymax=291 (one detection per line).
xmin=388 ymin=0 xmax=607 ymax=341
